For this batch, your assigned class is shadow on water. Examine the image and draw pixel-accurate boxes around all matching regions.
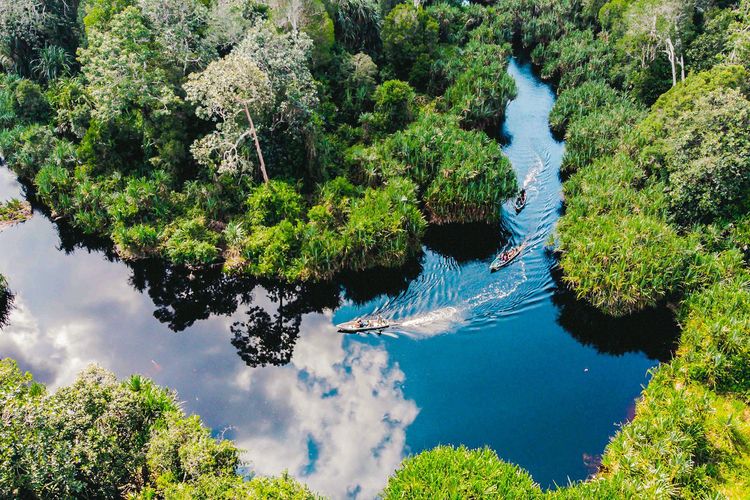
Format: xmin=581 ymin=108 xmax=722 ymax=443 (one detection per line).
xmin=338 ymin=257 xmax=423 ymax=305
xmin=422 ymin=222 xmax=508 ymax=263
xmin=551 ymin=271 xmax=679 ymax=362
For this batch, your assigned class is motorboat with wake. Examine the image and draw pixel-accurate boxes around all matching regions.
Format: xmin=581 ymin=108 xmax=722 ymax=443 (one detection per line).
xmin=337 ymin=316 xmax=390 ymax=333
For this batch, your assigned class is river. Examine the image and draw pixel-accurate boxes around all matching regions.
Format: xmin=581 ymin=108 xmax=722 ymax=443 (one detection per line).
xmin=0 ymin=59 xmax=677 ymax=498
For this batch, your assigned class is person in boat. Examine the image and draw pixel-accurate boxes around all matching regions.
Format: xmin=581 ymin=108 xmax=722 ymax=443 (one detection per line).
xmin=354 ymin=318 xmax=366 ymax=328
xmin=520 ymin=189 xmax=526 ymax=202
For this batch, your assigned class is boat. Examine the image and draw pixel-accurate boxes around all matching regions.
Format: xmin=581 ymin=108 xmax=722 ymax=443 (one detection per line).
xmin=337 ymin=316 xmax=390 ymax=333
xmin=490 ymin=243 xmax=525 ymax=272
xmin=514 ymin=189 xmax=527 ymax=213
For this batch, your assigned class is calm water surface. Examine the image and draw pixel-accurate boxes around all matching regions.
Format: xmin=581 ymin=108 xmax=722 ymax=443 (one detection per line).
xmin=0 ymin=59 xmax=676 ymax=498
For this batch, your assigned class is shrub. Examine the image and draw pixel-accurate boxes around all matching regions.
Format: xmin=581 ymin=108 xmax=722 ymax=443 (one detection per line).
xmin=558 ymin=213 xmax=689 ymax=316
xmin=533 ymin=28 xmax=613 ymax=91
xmin=245 ymin=180 xmax=305 ymax=227
xmin=444 ymin=43 xmax=517 ymax=129
xmin=162 ymin=216 xmax=220 ymax=266
xmin=563 ymin=153 xmax=667 ymax=221
xmin=113 ymin=223 xmax=161 ymax=259
xmin=628 ymin=64 xmax=750 ymax=151
xmin=679 ymin=280 xmax=750 ymax=396
xmin=362 ymin=80 xmax=417 ymax=136
xmin=381 ymin=445 xmax=542 ymax=499
xmin=3 ymin=124 xmax=58 ymax=179
xmin=377 ymin=111 xmax=517 ymax=223
xmin=549 ymin=80 xmax=633 ymax=136
xmin=661 ymin=90 xmax=750 ymax=225
xmin=342 ymin=177 xmax=425 ymax=270
xmin=561 ymin=103 xmax=645 ymax=176
xmin=0 ymin=362 xmax=179 ymax=498
xmin=13 ymin=79 xmax=51 ymax=124
xmin=382 ymin=4 xmax=439 ymax=87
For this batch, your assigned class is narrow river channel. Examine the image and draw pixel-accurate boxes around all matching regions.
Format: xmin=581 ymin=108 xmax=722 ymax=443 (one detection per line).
xmin=0 ymin=59 xmax=677 ymax=498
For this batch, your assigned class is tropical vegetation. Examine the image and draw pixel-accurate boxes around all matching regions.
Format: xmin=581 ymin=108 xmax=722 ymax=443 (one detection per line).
xmin=4 ymin=0 xmax=750 ymax=498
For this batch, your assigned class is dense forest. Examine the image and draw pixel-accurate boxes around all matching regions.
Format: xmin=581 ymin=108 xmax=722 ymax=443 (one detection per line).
xmin=3 ymin=0 xmax=750 ymax=497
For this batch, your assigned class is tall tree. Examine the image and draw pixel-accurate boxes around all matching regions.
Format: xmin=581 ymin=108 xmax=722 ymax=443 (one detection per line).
xmin=184 ymin=51 xmax=274 ymax=180
xmin=622 ymin=0 xmax=695 ymax=86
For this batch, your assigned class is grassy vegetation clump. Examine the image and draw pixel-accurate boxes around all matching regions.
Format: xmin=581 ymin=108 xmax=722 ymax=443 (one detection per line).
xmin=364 ymin=110 xmax=517 ymax=224
xmin=558 ymin=213 xmax=689 ymax=316
xmin=549 ymin=81 xmax=634 ymax=136
xmin=382 ymin=446 xmax=542 ymax=499
xmin=561 ymin=102 xmax=645 ymax=176
xmin=443 ymin=42 xmax=517 ymax=130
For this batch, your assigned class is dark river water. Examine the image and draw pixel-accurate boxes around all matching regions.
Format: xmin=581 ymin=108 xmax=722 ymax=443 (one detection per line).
xmin=0 ymin=59 xmax=677 ymax=498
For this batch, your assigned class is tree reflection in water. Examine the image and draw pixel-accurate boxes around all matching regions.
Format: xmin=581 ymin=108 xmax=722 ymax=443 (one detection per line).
xmin=129 ymin=260 xmax=256 ymax=332
xmin=0 ymin=283 xmax=14 ymax=329
xmin=231 ymin=282 xmax=339 ymax=368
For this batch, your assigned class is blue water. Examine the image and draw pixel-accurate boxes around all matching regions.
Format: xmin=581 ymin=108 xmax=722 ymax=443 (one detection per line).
xmin=0 ymin=59 xmax=676 ymax=498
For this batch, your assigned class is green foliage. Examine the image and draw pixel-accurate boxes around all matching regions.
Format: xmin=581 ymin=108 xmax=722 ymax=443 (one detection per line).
xmin=331 ymin=0 xmax=381 ymax=54
xmin=371 ymin=111 xmax=517 ymax=223
xmin=558 ymin=212 xmax=689 ymax=316
xmin=382 ymin=4 xmax=439 ymax=88
xmin=562 ymin=153 xmax=666 ymax=221
xmin=362 ymin=79 xmax=416 ymax=136
xmin=2 ymin=124 xmax=58 ymax=179
xmin=12 ymin=79 xmax=50 ymax=124
xmin=245 ymin=180 xmax=305 ymax=227
xmin=629 ymin=64 xmax=750 ymax=150
xmin=162 ymin=216 xmax=220 ymax=266
xmin=662 ymin=90 xmax=750 ymax=225
xmin=78 ymin=6 xmax=180 ymax=123
xmin=0 ymin=359 xmax=318 ymax=499
xmin=549 ymin=81 xmax=633 ymax=136
xmin=382 ymin=446 xmax=542 ymax=499
xmin=679 ymin=280 xmax=750 ymax=397
xmin=444 ymin=43 xmax=517 ymax=129
xmin=597 ymin=365 xmax=750 ymax=497
xmin=0 ymin=361 xmax=178 ymax=498
xmin=561 ymin=102 xmax=645 ymax=175
xmin=533 ymin=28 xmax=613 ymax=92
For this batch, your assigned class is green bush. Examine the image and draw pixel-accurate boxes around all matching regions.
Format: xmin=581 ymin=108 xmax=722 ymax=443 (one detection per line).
xmin=162 ymin=216 xmax=220 ymax=266
xmin=0 ymin=359 xmax=318 ymax=499
xmin=549 ymin=81 xmax=633 ymax=136
xmin=679 ymin=280 xmax=750 ymax=396
xmin=362 ymin=80 xmax=417 ymax=136
xmin=563 ymin=153 xmax=666 ymax=221
xmin=533 ymin=28 xmax=613 ymax=92
xmin=558 ymin=212 xmax=689 ymax=316
xmin=377 ymin=111 xmax=517 ymax=223
xmin=2 ymin=124 xmax=59 ymax=179
xmin=382 ymin=445 xmax=542 ymax=499
xmin=0 ymin=361 xmax=178 ymax=498
xmin=661 ymin=90 xmax=750 ymax=225
xmin=245 ymin=180 xmax=305 ymax=228
xmin=382 ymin=4 xmax=439 ymax=87
xmin=444 ymin=43 xmax=517 ymax=129
xmin=13 ymin=79 xmax=51 ymax=124
xmin=561 ymin=102 xmax=645 ymax=176
xmin=629 ymin=65 xmax=750 ymax=152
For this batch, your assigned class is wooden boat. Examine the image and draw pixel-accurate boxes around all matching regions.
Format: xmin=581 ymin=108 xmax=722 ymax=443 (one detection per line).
xmin=490 ymin=244 xmax=524 ymax=272
xmin=337 ymin=317 xmax=390 ymax=333
xmin=514 ymin=190 xmax=527 ymax=213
